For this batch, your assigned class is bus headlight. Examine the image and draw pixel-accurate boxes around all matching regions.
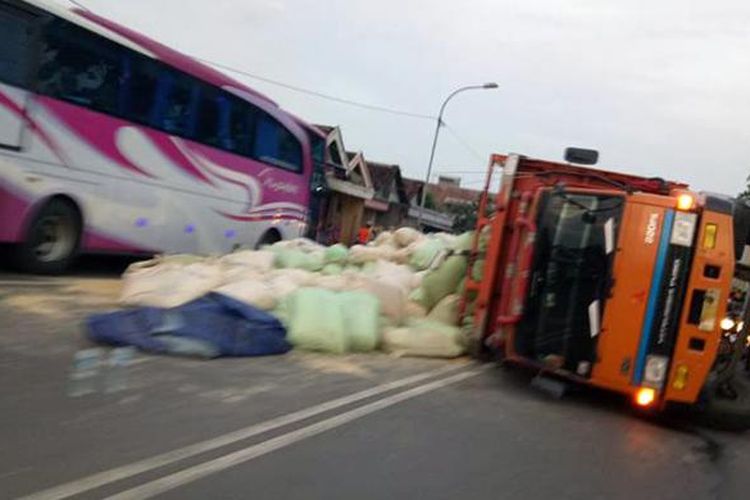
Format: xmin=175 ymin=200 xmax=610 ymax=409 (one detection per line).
xmin=644 ymin=355 xmax=669 ymax=388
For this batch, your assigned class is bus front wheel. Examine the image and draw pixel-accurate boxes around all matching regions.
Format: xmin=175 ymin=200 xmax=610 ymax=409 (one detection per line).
xmin=15 ymin=198 xmax=81 ymax=274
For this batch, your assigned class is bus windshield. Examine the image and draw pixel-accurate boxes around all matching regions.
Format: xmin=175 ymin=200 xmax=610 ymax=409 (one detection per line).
xmin=517 ymin=192 xmax=624 ymax=374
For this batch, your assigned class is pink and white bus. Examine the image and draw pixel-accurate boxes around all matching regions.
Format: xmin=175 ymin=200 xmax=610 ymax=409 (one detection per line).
xmin=0 ymin=0 xmax=325 ymax=272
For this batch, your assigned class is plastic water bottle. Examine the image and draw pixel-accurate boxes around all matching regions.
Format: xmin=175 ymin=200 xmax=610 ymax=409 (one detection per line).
xmin=68 ymin=348 xmax=103 ymax=397
xmin=104 ymin=347 xmax=136 ymax=394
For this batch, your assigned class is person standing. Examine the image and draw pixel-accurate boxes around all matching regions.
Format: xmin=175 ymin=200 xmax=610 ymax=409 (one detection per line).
xmin=358 ymin=223 xmax=372 ymax=245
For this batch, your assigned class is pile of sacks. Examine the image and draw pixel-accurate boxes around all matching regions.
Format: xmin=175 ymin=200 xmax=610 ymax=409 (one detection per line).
xmin=118 ymin=227 xmax=477 ymax=358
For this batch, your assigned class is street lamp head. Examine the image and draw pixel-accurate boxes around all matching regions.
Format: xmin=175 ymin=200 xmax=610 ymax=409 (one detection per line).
xmin=418 ymin=80 xmax=498 ymax=226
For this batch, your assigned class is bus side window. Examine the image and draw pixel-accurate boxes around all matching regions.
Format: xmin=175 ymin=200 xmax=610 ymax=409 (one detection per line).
xmin=194 ymin=85 xmax=222 ymax=149
xmin=123 ymin=54 xmax=158 ymax=127
xmin=216 ymin=94 xmax=231 ymax=151
xmin=254 ymin=113 xmax=302 ymax=173
xmin=37 ymin=19 xmax=126 ymax=117
xmin=0 ymin=4 xmax=36 ymax=89
xmin=226 ymin=96 xmax=257 ymax=158
xmin=278 ymin=126 xmax=302 ymax=170
xmin=153 ymin=70 xmax=198 ymax=138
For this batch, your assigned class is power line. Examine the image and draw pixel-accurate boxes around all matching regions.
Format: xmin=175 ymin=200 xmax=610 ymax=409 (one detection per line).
xmin=67 ymin=1 xmax=436 ymax=120
xmin=197 ymin=57 xmax=437 ymax=121
xmin=67 ymin=0 xmax=90 ymax=11
xmin=442 ymin=123 xmax=485 ymax=161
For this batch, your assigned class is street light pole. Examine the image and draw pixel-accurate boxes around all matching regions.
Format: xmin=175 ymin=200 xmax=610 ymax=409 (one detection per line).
xmin=417 ymin=82 xmax=498 ymax=228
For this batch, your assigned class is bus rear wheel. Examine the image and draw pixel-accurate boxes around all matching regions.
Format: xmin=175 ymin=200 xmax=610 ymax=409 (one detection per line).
xmin=255 ymin=230 xmax=281 ymax=249
xmin=15 ymin=199 xmax=81 ymax=274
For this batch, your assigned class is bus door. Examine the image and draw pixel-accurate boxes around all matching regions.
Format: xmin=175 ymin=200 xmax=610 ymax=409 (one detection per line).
xmin=0 ymin=2 xmax=38 ymax=150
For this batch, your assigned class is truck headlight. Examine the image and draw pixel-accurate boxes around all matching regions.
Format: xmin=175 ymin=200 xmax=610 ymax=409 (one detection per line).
xmin=644 ymin=355 xmax=669 ymax=388
xmin=635 ymin=387 xmax=657 ymax=407
xmin=670 ymin=212 xmax=697 ymax=247
xmin=720 ymin=318 xmax=736 ymax=331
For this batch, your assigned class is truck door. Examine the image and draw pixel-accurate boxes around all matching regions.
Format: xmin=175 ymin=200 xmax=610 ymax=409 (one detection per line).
xmin=0 ymin=2 xmax=37 ymax=150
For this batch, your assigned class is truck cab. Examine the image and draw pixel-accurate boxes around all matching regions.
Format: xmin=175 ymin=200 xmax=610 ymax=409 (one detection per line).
xmin=462 ymin=153 xmax=749 ymax=411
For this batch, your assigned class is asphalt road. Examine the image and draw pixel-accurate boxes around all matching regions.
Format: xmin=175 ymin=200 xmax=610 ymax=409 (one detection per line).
xmin=1 ymin=265 xmax=749 ymax=500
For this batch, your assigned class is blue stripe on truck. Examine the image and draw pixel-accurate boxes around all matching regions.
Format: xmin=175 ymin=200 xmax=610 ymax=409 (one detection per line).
xmin=632 ymin=209 xmax=675 ymax=385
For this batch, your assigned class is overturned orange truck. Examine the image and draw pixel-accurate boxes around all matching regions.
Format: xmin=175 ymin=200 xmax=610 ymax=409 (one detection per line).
xmin=460 ymin=151 xmax=750 ymax=411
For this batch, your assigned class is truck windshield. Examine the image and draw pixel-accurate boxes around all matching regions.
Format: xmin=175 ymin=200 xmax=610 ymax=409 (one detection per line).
xmin=516 ymin=191 xmax=624 ymax=375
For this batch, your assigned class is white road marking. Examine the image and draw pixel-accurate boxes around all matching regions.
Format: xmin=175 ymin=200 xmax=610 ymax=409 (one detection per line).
xmin=0 ymin=466 xmax=34 ymax=481
xmin=19 ymin=363 xmax=469 ymax=500
xmin=106 ymin=368 xmax=485 ymax=500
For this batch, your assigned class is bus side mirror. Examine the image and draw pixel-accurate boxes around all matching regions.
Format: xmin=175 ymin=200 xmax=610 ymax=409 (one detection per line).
xmin=565 ymin=148 xmax=599 ymax=165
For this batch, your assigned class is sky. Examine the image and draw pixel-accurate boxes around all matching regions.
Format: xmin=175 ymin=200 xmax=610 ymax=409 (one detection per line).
xmin=60 ymin=0 xmax=748 ymax=194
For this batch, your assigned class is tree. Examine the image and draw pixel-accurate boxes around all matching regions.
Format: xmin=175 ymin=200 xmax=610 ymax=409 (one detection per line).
xmin=741 ymin=175 xmax=750 ymax=200
xmin=424 ymin=192 xmax=437 ymax=210
xmin=447 ymin=201 xmax=479 ymax=233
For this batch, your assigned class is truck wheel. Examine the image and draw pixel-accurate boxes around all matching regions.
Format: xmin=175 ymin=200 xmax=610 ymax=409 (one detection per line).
xmin=467 ymin=334 xmax=497 ymax=362
xmin=15 ymin=199 xmax=81 ymax=274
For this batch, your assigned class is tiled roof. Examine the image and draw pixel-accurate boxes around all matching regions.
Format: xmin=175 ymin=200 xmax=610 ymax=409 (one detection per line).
xmin=361 ymin=160 xmax=408 ymax=204
xmin=428 ymin=182 xmax=482 ymax=206
xmin=313 ymin=124 xmax=336 ymax=135
xmin=402 ymin=178 xmax=424 ymax=202
xmin=366 ymin=162 xmax=396 ymax=199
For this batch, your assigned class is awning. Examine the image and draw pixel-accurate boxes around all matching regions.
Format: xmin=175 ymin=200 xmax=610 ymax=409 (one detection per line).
xmin=407 ymin=206 xmax=454 ymax=231
xmin=364 ymin=199 xmax=390 ymax=212
xmin=326 ymin=177 xmax=375 ymax=200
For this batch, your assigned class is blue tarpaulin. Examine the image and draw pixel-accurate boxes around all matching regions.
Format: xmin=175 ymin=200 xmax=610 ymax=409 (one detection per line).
xmin=86 ymin=293 xmax=291 ymax=358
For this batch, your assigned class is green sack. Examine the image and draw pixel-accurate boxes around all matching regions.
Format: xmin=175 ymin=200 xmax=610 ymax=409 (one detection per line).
xmin=420 ymin=255 xmax=468 ymax=310
xmin=274 ymin=249 xmax=308 ymax=269
xmin=471 ymin=258 xmax=485 ymax=282
xmin=456 ymin=277 xmax=466 ymax=295
xmin=383 ymin=319 xmax=464 ymax=358
xmin=304 ymin=252 xmax=325 ymax=272
xmin=454 ymin=231 xmax=475 ymax=252
xmin=409 ymin=239 xmax=445 ymax=271
xmin=451 ymin=229 xmax=489 ymax=253
xmin=340 ymin=291 xmax=381 ymax=352
xmin=287 ymin=288 xmax=347 ymax=353
xmin=275 ymin=249 xmax=324 ymax=272
xmin=428 ymin=295 xmax=460 ymax=326
xmin=409 ymin=287 xmax=427 ymax=308
xmin=322 ymin=263 xmax=344 ymax=275
xmin=324 ymin=244 xmax=349 ymax=264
